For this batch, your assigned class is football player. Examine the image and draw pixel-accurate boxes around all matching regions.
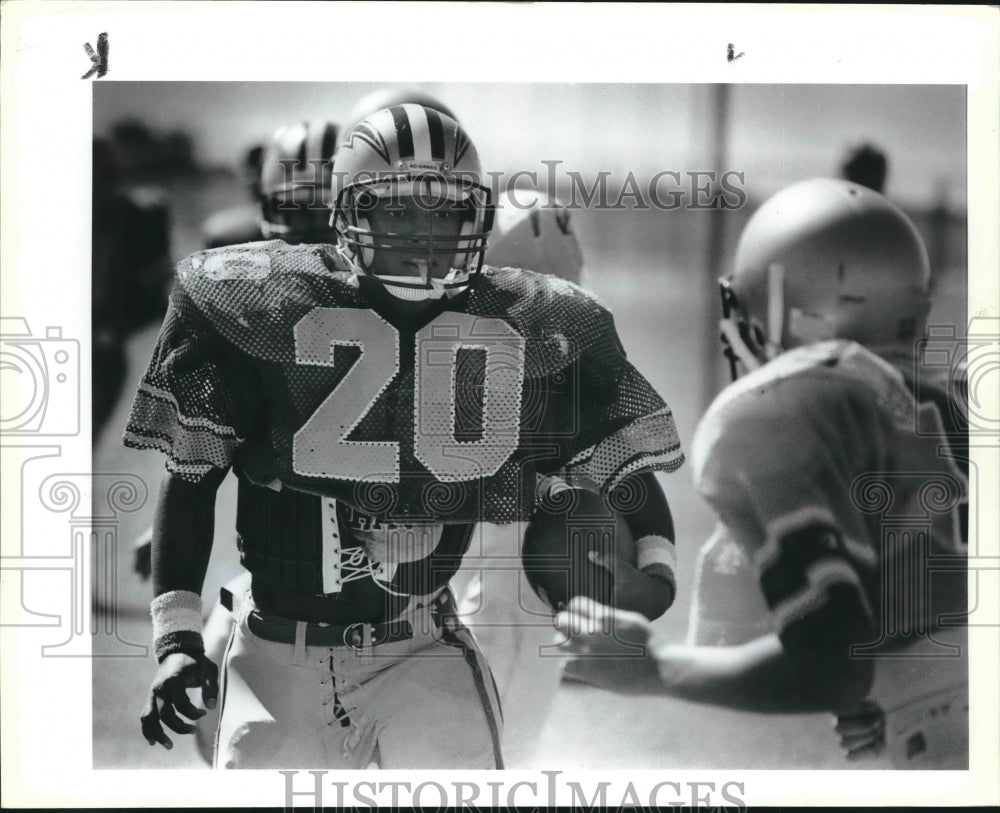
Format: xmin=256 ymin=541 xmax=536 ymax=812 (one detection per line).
xmin=557 ymin=178 xmax=969 ymax=769
xmin=256 ymin=119 xmax=341 ymax=245
xmin=126 ymin=103 xmax=683 ymax=769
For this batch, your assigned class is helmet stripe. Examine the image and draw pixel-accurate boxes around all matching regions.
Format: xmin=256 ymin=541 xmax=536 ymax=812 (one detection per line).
xmin=424 ymin=107 xmax=446 ymax=161
xmin=389 ymin=105 xmax=414 ymax=159
xmin=410 ymin=105 xmax=433 ymax=163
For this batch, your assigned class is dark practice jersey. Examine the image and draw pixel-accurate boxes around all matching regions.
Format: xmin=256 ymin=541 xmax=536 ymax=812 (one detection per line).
xmin=125 ymin=241 xmax=682 ymax=522
xmin=124 ymin=241 xmax=683 ymax=619
xmin=690 ymin=339 xmax=967 ymax=650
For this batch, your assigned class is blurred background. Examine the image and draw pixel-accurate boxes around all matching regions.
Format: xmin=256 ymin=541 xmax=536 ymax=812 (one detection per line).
xmin=91 ymin=82 xmax=968 ymax=770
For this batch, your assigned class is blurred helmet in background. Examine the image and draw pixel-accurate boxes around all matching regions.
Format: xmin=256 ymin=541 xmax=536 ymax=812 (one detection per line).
xmin=840 ymin=142 xmax=889 ymax=194
xmin=259 ymin=120 xmax=339 ymax=244
xmin=243 ymin=144 xmax=265 ymax=200
xmin=332 ymin=103 xmax=494 ymax=302
xmin=486 ymin=191 xmax=585 ymax=284
xmin=720 ymin=178 xmax=931 ymax=375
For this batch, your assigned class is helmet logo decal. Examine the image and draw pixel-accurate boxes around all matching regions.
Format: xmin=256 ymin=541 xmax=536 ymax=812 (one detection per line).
xmin=454 ymin=128 xmax=471 ymax=165
xmin=348 ymin=122 xmax=391 ymax=164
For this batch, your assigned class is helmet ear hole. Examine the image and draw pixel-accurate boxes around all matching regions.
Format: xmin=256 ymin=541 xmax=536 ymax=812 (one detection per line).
xmin=355 ymin=190 xmax=377 ymax=213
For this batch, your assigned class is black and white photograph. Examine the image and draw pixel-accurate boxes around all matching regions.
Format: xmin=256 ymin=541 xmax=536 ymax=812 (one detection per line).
xmin=2 ymin=3 xmax=998 ymax=809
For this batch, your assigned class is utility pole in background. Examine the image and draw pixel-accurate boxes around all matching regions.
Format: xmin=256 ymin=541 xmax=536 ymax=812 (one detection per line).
xmin=702 ymin=83 xmax=732 ymax=413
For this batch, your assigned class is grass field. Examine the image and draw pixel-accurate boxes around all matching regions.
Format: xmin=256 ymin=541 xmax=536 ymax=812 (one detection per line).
xmin=91 ymin=173 xmax=968 ymax=770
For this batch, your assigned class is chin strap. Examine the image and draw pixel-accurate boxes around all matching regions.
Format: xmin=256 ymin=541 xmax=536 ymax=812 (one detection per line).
xmin=720 ymin=318 xmax=763 ymax=379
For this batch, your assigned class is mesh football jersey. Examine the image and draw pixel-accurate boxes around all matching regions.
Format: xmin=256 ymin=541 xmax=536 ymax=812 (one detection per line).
xmin=691 ymin=339 xmax=967 ymax=644
xmin=124 ymin=241 xmax=684 ymax=525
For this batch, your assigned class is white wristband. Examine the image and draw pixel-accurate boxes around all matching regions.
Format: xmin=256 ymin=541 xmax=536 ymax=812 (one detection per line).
xmin=150 ymin=589 xmax=203 ymax=640
xmin=636 ymin=534 xmax=677 ymax=576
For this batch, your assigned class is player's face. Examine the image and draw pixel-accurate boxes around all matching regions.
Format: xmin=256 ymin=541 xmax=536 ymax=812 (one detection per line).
xmin=365 ymin=196 xmax=470 ymax=279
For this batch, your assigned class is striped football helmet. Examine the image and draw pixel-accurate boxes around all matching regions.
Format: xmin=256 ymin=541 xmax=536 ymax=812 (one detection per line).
xmin=331 ymin=103 xmax=494 ymax=302
xmin=259 ymin=120 xmax=340 ymax=244
xmin=341 ymin=88 xmax=457 ymax=148
xmin=720 ymin=178 xmax=932 ymax=378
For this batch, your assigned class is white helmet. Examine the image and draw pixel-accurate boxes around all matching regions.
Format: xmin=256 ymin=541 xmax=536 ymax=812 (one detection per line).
xmin=721 ymin=178 xmax=931 ymax=377
xmin=331 ymin=103 xmax=494 ymax=302
xmin=486 ymin=191 xmax=585 ymax=284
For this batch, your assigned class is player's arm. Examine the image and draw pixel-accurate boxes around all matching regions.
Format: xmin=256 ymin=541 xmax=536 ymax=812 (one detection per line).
xmin=553 ymin=305 xmax=683 ymax=620
xmin=650 ymin=520 xmax=876 ymax=713
xmin=524 ymin=472 xmax=676 ymax=621
xmin=599 ymin=471 xmax=677 ymax=620
xmin=122 ymin=280 xmax=255 ymax=748
xmin=559 ymin=522 xmax=876 ymax=713
xmin=141 ymin=466 xmax=228 ymax=750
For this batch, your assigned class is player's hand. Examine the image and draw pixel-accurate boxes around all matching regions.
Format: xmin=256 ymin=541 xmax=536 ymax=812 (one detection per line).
xmin=554 ymin=596 xmax=665 ymax=695
xmin=140 ymin=652 xmax=219 ymax=750
xmin=834 ymin=699 xmax=886 ymax=761
xmin=588 ymin=551 xmax=674 ymax=620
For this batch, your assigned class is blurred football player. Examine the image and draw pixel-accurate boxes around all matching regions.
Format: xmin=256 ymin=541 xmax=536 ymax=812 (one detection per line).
xmin=126 ymin=103 xmax=682 ymax=769
xmin=557 ymin=178 xmax=968 ymax=769
xmin=840 ymin=142 xmax=889 ymax=194
xmin=92 ymin=137 xmax=173 ymax=442
xmin=202 ymin=144 xmax=267 ymax=249
xmin=256 ymin=120 xmax=340 ymax=245
xmin=487 ymin=189 xmax=586 ymax=285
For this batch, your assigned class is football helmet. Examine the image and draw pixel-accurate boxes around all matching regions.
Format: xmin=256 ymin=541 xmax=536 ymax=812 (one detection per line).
xmin=259 ymin=120 xmax=340 ymax=244
xmin=341 ymin=88 xmax=458 ymax=146
xmin=331 ymin=103 xmax=494 ymax=301
xmin=720 ymin=178 xmax=931 ymax=378
xmin=486 ymin=191 xmax=585 ymax=284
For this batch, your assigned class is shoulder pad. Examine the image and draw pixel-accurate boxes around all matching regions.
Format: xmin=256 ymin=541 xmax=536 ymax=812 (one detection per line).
xmin=472 ymin=265 xmax=612 ymax=345
xmin=467 ymin=267 xmax=617 ymax=377
xmin=692 ymin=340 xmax=910 ymax=484
xmin=176 ymin=242 xmax=364 ymax=361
